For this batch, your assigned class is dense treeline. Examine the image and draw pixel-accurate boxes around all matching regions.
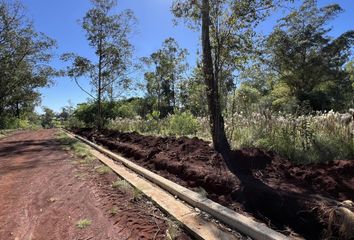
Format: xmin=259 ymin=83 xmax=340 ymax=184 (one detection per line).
xmin=0 ymin=0 xmax=57 ymax=128
xmin=242 ymin=0 xmax=354 ymax=112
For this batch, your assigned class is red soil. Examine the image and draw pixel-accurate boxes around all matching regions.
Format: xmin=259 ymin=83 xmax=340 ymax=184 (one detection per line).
xmin=73 ymin=128 xmax=354 ymax=239
xmin=0 ymin=129 xmax=192 ymax=240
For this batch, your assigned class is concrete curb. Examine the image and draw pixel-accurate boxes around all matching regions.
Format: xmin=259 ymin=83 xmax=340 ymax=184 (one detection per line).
xmin=65 ymin=130 xmax=289 ymax=240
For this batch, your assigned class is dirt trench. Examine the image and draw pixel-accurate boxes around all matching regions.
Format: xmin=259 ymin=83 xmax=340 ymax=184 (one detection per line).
xmin=73 ymin=128 xmax=354 ymax=240
xmin=0 ymin=129 xmax=192 ymax=240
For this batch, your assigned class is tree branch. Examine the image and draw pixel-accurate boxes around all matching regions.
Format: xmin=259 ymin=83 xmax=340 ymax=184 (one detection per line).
xmin=74 ymin=77 xmax=96 ymax=100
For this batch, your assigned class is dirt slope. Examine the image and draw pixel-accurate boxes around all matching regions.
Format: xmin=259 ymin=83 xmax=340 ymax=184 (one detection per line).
xmin=0 ymin=129 xmax=191 ymax=240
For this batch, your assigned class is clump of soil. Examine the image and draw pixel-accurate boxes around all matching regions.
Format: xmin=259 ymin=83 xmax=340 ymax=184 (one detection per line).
xmin=72 ymin=128 xmax=354 ymax=239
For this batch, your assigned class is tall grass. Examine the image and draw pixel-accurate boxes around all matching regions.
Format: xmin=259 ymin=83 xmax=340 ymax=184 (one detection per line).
xmin=106 ymin=110 xmax=354 ymax=164
xmin=106 ymin=111 xmax=203 ymax=137
xmin=225 ymin=110 xmax=354 ymax=164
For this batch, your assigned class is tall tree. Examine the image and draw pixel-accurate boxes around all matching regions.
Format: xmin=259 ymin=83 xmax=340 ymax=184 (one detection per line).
xmin=0 ymin=0 xmax=56 ymax=128
xmin=41 ymin=107 xmax=55 ymax=128
xmin=142 ymin=38 xmax=188 ymax=117
xmin=265 ymin=0 xmax=354 ymax=111
xmin=62 ymin=0 xmax=136 ymax=129
xmin=172 ymin=0 xmax=284 ymax=164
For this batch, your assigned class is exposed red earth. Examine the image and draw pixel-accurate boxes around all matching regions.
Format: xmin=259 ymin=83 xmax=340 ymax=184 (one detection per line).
xmin=0 ymin=129 xmax=192 ymax=240
xmin=72 ymin=128 xmax=354 ymax=240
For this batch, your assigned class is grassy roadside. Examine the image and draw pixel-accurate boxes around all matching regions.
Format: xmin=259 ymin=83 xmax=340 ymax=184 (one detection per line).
xmin=55 ymin=130 xmax=146 ymax=202
xmin=0 ymin=129 xmax=21 ymax=140
xmin=55 ymin=130 xmax=96 ymax=166
xmin=56 ymin=130 xmax=148 ymax=202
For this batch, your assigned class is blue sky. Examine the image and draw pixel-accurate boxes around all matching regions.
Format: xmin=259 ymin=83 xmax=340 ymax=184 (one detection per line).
xmin=20 ymin=0 xmax=354 ymax=113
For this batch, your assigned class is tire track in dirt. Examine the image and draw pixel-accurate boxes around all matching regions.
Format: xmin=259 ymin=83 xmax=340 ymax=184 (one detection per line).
xmin=0 ymin=129 xmax=191 ymax=240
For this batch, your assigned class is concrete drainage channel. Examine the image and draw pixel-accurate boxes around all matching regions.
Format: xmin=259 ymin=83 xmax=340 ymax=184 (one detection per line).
xmin=63 ymin=129 xmax=289 ymax=240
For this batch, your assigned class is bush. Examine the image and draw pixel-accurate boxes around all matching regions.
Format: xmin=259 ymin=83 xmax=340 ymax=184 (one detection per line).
xmin=107 ymin=110 xmax=201 ymax=137
xmin=0 ymin=116 xmax=40 ymax=130
xmin=113 ymin=102 xmax=138 ymax=118
xmin=165 ymin=111 xmax=200 ymax=136
xmin=64 ymin=116 xmax=85 ymax=129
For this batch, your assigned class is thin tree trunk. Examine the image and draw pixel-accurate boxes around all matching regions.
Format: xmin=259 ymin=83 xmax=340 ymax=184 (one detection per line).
xmin=229 ymin=89 xmax=237 ymax=141
xmin=157 ymin=76 xmax=162 ymax=113
xmin=172 ymin=74 xmax=176 ymax=111
xmin=201 ymin=0 xmax=231 ymax=162
xmin=97 ymin=40 xmax=103 ymax=130
xmin=16 ymin=101 xmax=20 ymax=119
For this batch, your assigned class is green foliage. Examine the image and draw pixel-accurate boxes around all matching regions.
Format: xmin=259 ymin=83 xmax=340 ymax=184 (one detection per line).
xmin=227 ymin=111 xmax=354 ymax=164
xmin=269 ymin=82 xmax=298 ymax=112
xmin=347 ymin=61 xmax=354 ymax=84
xmin=107 ymin=110 xmax=200 ymax=137
xmin=56 ymin=131 xmax=95 ymax=165
xmin=105 ymin=106 xmax=354 ymax=164
xmin=180 ymin=65 xmax=208 ymax=116
xmin=166 ymin=221 xmax=181 ymax=240
xmin=73 ymin=102 xmax=113 ymax=127
xmin=76 ymin=219 xmax=92 ymax=229
xmin=109 ymin=206 xmax=119 ymax=216
xmin=0 ymin=109 xmax=43 ymax=130
xmin=113 ymin=102 xmax=138 ymax=118
xmin=70 ymin=99 xmax=147 ymax=128
xmin=0 ymin=117 xmax=25 ymax=129
xmin=142 ymin=38 xmax=188 ymax=117
xmin=232 ymin=84 xmax=262 ymax=114
xmin=95 ymin=165 xmax=112 ymax=175
xmin=41 ymin=107 xmax=56 ymax=129
xmin=61 ymin=0 xmax=136 ymax=129
xmin=147 ymin=110 xmax=160 ymax=120
xmin=165 ymin=111 xmax=200 ymax=136
xmin=345 ymin=61 xmax=354 ymax=105
xmin=172 ymin=0 xmax=283 ymax=113
xmin=0 ymin=1 xmax=57 ymax=125
xmin=65 ymin=116 xmax=86 ymax=129
xmin=112 ymin=179 xmax=131 ymax=191
xmin=73 ymin=103 xmax=97 ymax=127
xmin=264 ymin=0 xmax=354 ymax=111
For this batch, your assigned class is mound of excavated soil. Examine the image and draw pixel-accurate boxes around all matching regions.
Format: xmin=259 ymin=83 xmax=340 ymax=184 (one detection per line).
xmin=72 ymin=128 xmax=354 ymax=239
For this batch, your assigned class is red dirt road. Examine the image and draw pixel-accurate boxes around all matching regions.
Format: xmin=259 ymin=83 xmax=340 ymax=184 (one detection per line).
xmin=0 ymin=129 xmax=189 ymax=240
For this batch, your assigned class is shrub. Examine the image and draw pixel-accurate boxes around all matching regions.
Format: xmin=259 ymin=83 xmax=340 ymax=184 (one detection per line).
xmin=165 ymin=111 xmax=200 ymax=136
xmin=0 ymin=116 xmax=40 ymax=130
xmin=114 ymin=102 xmax=138 ymax=118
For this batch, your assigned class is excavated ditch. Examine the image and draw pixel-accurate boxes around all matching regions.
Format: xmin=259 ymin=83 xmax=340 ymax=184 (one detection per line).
xmin=72 ymin=128 xmax=354 ymax=239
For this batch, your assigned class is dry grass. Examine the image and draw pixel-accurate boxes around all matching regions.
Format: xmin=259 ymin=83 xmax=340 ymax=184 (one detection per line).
xmin=76 ymin=218 xmax=92 ymax=229
xmin=95 ymin=165 xmax=112 ymax=175
xmin=108 ymin=206 xmax=119 ymax=216
xmin=166 ymin=221 xmax=181 ymax=240
xmin=322 ymin=200 xmax=354 ymax=239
